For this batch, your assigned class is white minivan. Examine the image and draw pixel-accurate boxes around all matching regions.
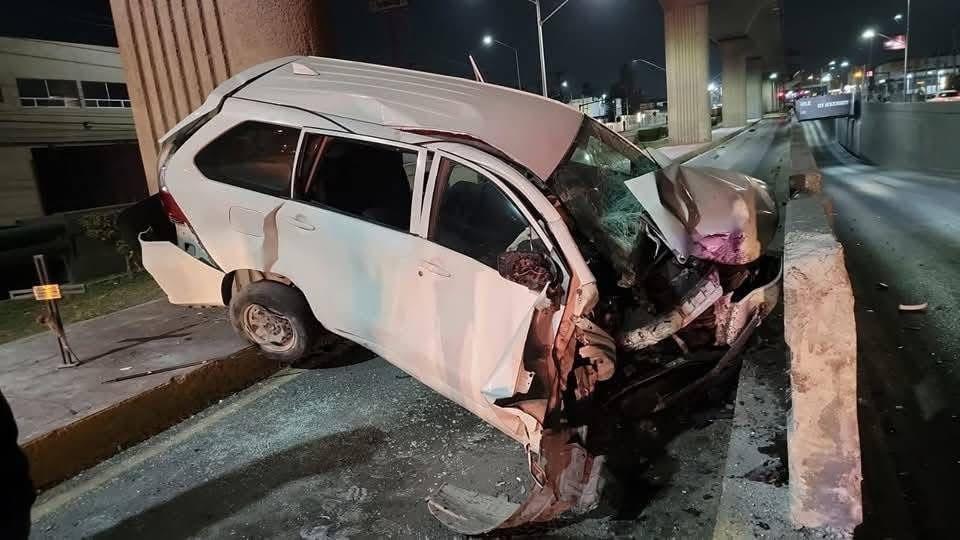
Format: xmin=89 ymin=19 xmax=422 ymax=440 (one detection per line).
xmin=128 ymin=56 xmax=780 ymax=533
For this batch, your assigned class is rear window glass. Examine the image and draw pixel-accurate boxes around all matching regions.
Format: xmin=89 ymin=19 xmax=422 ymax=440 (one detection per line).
xmin=195 ymin=121 xmax=300 ymax=197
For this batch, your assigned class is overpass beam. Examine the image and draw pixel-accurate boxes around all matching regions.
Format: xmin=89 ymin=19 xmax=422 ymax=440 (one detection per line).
xmin=660 ymin=0 xmax=711 ymax=145
xmin=109 ymin=0 xmax=331 ymax=193
xmin=719 ymin=38 xmax=750 ymax=127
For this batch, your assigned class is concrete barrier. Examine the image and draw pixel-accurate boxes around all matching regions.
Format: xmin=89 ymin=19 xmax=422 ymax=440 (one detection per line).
xmin=783 ymin=122 xmax=862 ymax=532
xmin=22 ymin=347 xmax=278 ymax=489
xmin=835 ymin=101 xmax=960 ymax=176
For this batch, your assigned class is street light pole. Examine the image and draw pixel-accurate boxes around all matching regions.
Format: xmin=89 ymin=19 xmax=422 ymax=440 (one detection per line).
xmin=534 ymin=1 xmax=548 ymax=96
xmin=529 ymin=0 xmax=572 ymax=98
xmin=630 ymin=57 xmax=666 ymax=72
xmin=904 ymin=0 xmax=911 ymax=101
xmin=483 ymin=35 xmax=522 ymax=89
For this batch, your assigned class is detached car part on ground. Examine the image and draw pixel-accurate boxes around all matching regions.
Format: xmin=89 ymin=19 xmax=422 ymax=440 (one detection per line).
xmin=123 ymin=57 xmax=780 ymax=535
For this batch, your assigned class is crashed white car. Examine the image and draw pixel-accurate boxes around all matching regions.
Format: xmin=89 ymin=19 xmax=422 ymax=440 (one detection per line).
xmin=126 ymin=56 xmax=780 ymax=534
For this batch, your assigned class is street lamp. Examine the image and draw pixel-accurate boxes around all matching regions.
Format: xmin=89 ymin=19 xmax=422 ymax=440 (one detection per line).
xmin=894 ymin=13 xmax=903 ymax=22
xmin=528 ymin=0 xmax=573 ymax=97
xmin=769 ymin=72 xmax=778 ymax=80
xmin=829 ymin=60 xmax=837 ymax=66
xmin=840 ymin=60 xmax=850 ymax=68
xmin=561 ymin=80 xmax=568 ymax=88
xmin=481 ymin=34 xmax=522 ymax=90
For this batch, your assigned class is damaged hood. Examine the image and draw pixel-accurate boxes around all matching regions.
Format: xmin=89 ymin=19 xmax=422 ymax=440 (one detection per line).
xmin=626 ymin=164 xmax=777 ymax=265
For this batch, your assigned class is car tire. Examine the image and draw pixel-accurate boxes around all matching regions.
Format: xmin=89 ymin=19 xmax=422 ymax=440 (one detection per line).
xmin=229 ymin=280 xmax=320 ymax=363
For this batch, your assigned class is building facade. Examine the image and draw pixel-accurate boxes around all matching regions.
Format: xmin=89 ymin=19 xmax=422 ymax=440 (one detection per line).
xmin=873 ymin=55 xmax=960 ymax=101
xmin=0 ymin=37 xmax=145 ymax=226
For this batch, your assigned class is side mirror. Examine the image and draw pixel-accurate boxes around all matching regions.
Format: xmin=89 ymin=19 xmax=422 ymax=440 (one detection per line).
xmin=496 ymin=251 xmax=556 ymax=291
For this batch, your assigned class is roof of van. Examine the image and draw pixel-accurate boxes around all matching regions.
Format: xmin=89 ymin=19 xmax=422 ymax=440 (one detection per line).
xmin=231 ymin=56 xmax=585 ymax=180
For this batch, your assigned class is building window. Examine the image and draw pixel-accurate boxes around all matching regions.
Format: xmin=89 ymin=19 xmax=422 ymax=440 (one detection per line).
xmin=16 ymin=78 xmax=81 ymax=107
xmin=81 ymin=81 xmax=131 ymax=108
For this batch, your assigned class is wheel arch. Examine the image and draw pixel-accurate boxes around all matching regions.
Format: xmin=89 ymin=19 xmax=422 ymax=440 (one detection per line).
xmin=221 ymin=269 xmax=295 ymax=306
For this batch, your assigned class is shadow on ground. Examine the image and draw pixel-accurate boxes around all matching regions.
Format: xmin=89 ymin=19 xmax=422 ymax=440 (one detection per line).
xmin=293 ymin=338 xmax=378 ymax=370
xmin=89 ymin=426 xmax=386 ymax=539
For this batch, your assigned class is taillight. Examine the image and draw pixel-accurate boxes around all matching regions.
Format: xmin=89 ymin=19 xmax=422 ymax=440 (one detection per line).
xmin=159 ymin=187 xmax=189 ymax=224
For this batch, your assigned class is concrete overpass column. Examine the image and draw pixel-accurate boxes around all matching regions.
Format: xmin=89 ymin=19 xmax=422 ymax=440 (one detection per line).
xmin=719 ymin=38 xmax=749 ymax=127
xmin=762 ymin=79 xmax=776 ymax=113
xmin=746 ymin=58 xmax=762 ymax=121
xmin=660 ymin=0 xmax=711 ymax=145
xmin=109 ymin=0 xmax=332 ymax=192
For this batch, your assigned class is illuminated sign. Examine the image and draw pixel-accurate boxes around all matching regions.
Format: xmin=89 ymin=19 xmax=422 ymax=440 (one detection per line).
xmin=795 ymin=93 xmax=854 ymax=122
xmin=883 ymin=35 xmax=907 ymax=51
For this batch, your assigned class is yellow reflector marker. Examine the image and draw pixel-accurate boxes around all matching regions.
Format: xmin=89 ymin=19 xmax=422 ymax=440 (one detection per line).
xmin=33 ymin=284 xmax=62 ymax=301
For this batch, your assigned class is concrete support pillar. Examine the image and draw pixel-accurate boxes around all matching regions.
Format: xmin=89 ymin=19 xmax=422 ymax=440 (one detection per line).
xmin=110 ymin=0 xmax=332 ymax=192
xmin=660 ymin=0 xmax=711 ymax=145
xmin=746 ymin=58 xmax=762 ymax=121
xmin=719 ymin=38 xmax=749 ymax=127
xmin=762 ymin=79 xmax=776 ymax=113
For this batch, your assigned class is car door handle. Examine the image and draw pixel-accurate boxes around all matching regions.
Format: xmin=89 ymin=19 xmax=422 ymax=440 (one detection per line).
xmin=288 ymin=215 xmax=315 ymax=231
xmin=418 ymin=261 xmax=452 ymax=278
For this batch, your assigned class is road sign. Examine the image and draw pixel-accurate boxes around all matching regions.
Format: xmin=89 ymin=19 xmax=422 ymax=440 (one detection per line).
xmin=794 ymin=93 xmax=854 ymax=122
xmin=369 ymin=0 xmax=407 ymax=13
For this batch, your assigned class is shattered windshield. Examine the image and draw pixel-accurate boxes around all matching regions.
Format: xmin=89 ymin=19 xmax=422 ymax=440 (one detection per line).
xmin=549 ymin=118 xmax=660 ymax=272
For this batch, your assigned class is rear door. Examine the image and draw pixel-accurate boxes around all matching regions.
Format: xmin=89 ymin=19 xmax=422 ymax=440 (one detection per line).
xmin=271 ymin=130 xmax=429 ymax=355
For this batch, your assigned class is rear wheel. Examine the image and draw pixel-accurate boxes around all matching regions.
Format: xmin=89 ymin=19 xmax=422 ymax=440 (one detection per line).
xmin=229 ymin=280 xmax=320 ymax=362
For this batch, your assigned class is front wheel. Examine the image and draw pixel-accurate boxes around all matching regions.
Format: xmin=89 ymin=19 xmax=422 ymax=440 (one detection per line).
xmin=229 ymin=280 xmax=320 ymax=363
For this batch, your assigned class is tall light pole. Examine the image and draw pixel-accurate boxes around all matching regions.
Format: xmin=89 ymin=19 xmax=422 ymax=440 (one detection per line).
xmin=904 ymin=0 xmax=911 ymax=101
xmin=529 ymin=0 xmax=572 ymax=97
xmin=482 ymin=35 xmax=522 ymax=90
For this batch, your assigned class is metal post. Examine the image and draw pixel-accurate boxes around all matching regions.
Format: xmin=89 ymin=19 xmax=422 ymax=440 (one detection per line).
xmin=32 ymin=255 xmax=79 ymax=366
xmin=904 ymin=0 xmax=911 ymax=101
xmin=535 ymin=0 xmax=548 ymax=97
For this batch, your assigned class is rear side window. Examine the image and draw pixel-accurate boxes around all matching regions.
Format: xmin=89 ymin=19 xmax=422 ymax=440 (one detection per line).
xmin=195 ymin=121 xmax=299 ymax=197
xmin=294 ymin=134 xmax=416 ymax=230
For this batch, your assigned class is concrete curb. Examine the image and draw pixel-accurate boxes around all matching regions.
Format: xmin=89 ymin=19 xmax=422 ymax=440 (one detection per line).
xmin=22 ymin=346 xmax=279 ymax=490
xmin=712 ymin=118 xmax=861 ymax=538
xmin=782 ymin=122 xmax=862 ymax=533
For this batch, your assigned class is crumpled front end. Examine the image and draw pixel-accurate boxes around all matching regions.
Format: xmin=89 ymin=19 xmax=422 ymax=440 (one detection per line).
xmin=428 ymin=165 xmax=782 ymax=535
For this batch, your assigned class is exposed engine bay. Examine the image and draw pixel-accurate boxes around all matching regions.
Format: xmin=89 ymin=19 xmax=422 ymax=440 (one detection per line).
xmin=429 ymin=150 xmax=782 ymax=534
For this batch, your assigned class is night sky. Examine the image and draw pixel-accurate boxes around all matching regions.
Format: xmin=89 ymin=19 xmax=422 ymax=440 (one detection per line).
xmin=2 ymin=0 xmax=958 ymax=96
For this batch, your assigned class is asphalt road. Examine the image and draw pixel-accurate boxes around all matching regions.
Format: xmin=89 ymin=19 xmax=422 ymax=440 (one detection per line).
xmin=31 ymin=344 xmax=733 ymax=539
xmin=29 ymin=120 xmax=793 ymax=539
xmin=802 ymin=120 xmax=960 ymax=540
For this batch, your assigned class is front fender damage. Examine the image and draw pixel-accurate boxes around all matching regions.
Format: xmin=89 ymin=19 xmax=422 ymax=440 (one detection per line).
xmin=428 ymin=278 xmax=612 ymax=534
xmin=427 ymin=255 xmax=782 ymax=534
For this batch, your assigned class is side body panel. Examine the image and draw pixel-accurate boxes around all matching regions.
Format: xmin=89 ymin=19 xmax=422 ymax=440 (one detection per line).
xmin=163 ymin=99 xmax=344 ymax=276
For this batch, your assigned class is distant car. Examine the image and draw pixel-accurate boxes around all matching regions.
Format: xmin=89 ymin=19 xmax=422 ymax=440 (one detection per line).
xmin=928 ymin=89 xmax=960 ymax=102
xmin=126 ymin=56 xmax=780 ymax=534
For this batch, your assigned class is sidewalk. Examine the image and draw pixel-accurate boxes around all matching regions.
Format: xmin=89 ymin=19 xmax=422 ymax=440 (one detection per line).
xmin=0 ymin=299 xmax=277 ymax=488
